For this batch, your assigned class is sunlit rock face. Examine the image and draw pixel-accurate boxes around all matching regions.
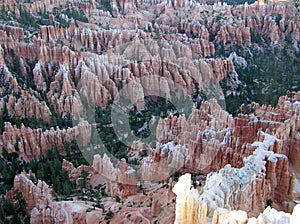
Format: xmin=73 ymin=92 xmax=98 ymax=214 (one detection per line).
xmin=173 ymin=173 xmax=299 ymax=224
xmin=198 ymin=132 xmax=292 ymax=217
xmin=138 ymin=94 xmax=294 ymax=175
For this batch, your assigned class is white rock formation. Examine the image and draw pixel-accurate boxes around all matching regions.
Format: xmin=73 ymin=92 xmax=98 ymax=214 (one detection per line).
xmin=173 ymin=173 xmax=300 ymax=224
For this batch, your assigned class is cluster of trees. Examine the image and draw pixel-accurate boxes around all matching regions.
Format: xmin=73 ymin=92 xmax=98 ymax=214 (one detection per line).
xmin=220 ymin=0 xmax=255 ymax=5
xmin=64 ymin=140 xmax=89 ymax=167
xmin=95 ymin=106 xmax=128 ymax=159
xmin=0 ymin=115 xmax=44 ymax=133
xmin=0 ymin=51 xmax=75 ymax=133
xmin=0 ymin=2 xmax=7 ymax=21
xmin=0 ymin=192 xmax=30 ymax=224
xmin=0 ymin=104 xmax=74 ymax=135
xmin=94 ymin=95 xmax=183 ymax=159
xmin=53 ymin=7 xmax=89 ymax=27
xmin=0 ymin=140 xmax=113 ymax=222
xmin=27 ymin=149 xmax=74 ymax=197
xmin=0 ymin=98 xmax=73 ymax=136
xmin=18 ymin=7 xmax=38 ymax=28
xmin=0 ymin=140 xmax=91 ymax=197
xmin=63 ymin=8 xmax=88 ymax=23
xmin=3 ymin=3 xmax=89 ymax=28
xmin=211 ymin=11 xmax=299 ymax=116
xmin=0 ymin=142 xmax=95 ymax=223
xmin=35 ymin=10 xmax=53 ymax=26
xmin=0 ymin=114 xmax=46 ymax=134
xmin=129 ymin=96 xmax=176 ymax=140
xmin=0 ymin=148 xmax=73 ymax=196
xmin=221 ymin=45 xmax=300 ymax=115
xmin=96 ymin=0 xmax=113 ymax=14
xmin=50 ymin=108 xmax=74 ymax=129
xmin=0 ymin=149 xmax=22 ymax=194
xmin=4 ymin=50 xmax=36 ymax=91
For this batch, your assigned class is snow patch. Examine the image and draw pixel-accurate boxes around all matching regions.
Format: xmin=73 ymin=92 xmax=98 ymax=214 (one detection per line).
xmin=228 ymin=52 xmax=247 ymax=68
xmin=125 ymin=167 xmax=135 ymax=175
xmin=198 ymin=132 xmax=286 ymax=211
xmin=161 ymin=141 xmax=176 ymax=154
xmin=293 ymin=101 xmax=300 ymax=109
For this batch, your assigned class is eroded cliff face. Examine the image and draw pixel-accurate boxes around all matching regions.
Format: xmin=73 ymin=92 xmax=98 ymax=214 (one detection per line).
xmin=7 ymin=172 xmax=101 ymax=224
xmin=0 ymin=119 xmax=91 ymax=162
xmin=0 ymin=0 xmax=78 ymax=15
xmin=3 ymin=0 xmax=298 ymax=116
xmin=0 ymin=25 xmax=236 ymax=117
xmin=198 ymin=132 xmax=293 ymax=217
xmin=168 ymin=92 xmax=300 ymax=222
xmin=138 ymin=99 xmax=252 ymax=180
xmin=173 ymin=173 xmax=299 ymax=224
xmin=92 ymin=154 xmax=138 ymax=197
xmin=4 ymin=92 xmax=52 ymax=124
xmin=133 ymin=91 xmax=300 ymax=219
xmin=7 ymin=172 xmax=52 ymax=210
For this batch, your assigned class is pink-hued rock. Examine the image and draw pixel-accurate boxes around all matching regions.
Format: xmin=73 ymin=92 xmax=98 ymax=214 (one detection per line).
xmin=7 ymin=172 xmax=102 ymax=224
xmin=7 ymin=172 xmax=52 ymax=210
xmin=92 ymin=154 xmax=138 ymax=197
xmin=0 ymin=119 xmax=91 ymax=162
xmin=138 ymin=91 xmax=300 ymax=216
xmin=5 ymin=92 xmax=52 ymax=124
xmin=62 ymin=159 xmax=95 ymax=183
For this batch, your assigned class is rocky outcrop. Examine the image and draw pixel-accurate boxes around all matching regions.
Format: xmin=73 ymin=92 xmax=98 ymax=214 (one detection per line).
xmin=173 ymin=173 xmax=299 ymax=224
xmin=247 ymin=92 xmax=300 ymax=174
xmin=0 ymin=25 xmax=24 ymax=41
xmin=0 ymin=119 xmax=91 ymax=161
xmin=139 ymin=100 xmax=238 ymax=180
xmin=169 ymin=93 xmax=300 ymax=220
xmin=111 ymin=0 xmax=136 ymax=15
xmin=7 ymin=172 xmax=100 ymax=224
xmin=1 ymin=30 xmax=236 ymax=116
xmin=5 ymin=92 xmax=52 ymax=124
xmin=62 ymin=159 xmax=94 ymax=183
xmin=0 ymin=0 xmax=79 ymax=15
xmin=138 ymin=89 xmax=300 ymax=179
xmin=198 ymin=132 xmax=293 ymax=216
xmin=7 ymin=172 xmax=52 ymax=210
xmin=0 ymin=0 xmax=299 ymax=222
xmin=215 ymin=25 xmax=251 ymax=46
xmin=92 ymin=154 xmax=137 ymax=197
xmin=135 ymin=91 xmax=300 ymax=218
